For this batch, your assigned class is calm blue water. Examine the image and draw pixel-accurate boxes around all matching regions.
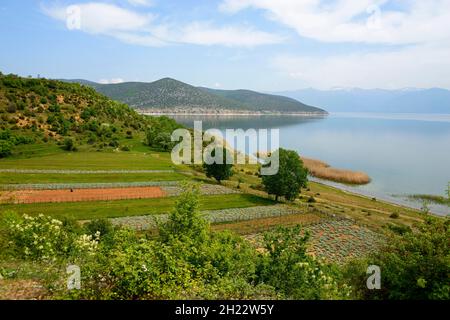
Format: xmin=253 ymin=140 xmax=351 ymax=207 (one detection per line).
xmin=170 ymin=113 xmax=450 ymax=215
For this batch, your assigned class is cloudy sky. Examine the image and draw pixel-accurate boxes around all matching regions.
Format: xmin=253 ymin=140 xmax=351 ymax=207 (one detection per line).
xmin=1 ymin=0 xmax=450 ymax=90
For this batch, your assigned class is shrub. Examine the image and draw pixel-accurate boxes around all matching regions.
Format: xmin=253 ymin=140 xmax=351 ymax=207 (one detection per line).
xmin=0 ymin=140 xmax=13 ymax=158
xmin=84 ymin=219 xmax=114 ymax=241
xmin=109 ymin=139 xmax=120 ymax=148
xmin=346 ymin=217 xmax=450 ymax=300
xmin=62 ymin=137 xmax=76 ymax=151
xmin=2 ymin=213 xmax=98 ymax=261
xmin=257 ymin=225 xmax=351 ymax=299
xmin=6 ymin=102 xmax=16 ymax=113
xmin=389 ymin=212 xmax=399 ymax=219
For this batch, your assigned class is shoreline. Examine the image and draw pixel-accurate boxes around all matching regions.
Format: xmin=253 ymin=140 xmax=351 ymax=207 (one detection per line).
xmin=310 ymin=177 xmax=448 ymax=216
xmin=139 ymin=112 xmax=328 ymax=116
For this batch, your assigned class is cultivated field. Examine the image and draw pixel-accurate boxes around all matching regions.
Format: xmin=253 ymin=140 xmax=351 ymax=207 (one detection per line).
xmin=0 ymin=147 xmax=425 ymax=264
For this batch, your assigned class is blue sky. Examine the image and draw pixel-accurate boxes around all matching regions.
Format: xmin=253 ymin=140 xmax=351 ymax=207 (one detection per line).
xmin=1 ymin=0 xmax=450 ymax=91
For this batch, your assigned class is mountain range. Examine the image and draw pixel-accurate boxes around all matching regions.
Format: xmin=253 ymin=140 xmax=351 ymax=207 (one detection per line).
xmin=275 ymin=88 xmax=450 ymax=114
xmin=65 ymin=78 xmax=327 ymax=115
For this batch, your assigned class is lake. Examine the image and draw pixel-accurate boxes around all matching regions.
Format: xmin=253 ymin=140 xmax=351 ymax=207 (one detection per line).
xmin=169 ymin=113 xmax=450 ymax=216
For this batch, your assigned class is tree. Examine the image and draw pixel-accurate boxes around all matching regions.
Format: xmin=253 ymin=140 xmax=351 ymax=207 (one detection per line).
xmin=62 ymin=137 xmax=76 ymax=151
xmin=159 ymin=182 xmax=209 ymax=243
xmin=0 ymin=140 xmax=13 ymax=158
xmin=261 ymin=148 xmax=308 ymax=201
xmin=203 ymin=148 xmax=234 ymax=184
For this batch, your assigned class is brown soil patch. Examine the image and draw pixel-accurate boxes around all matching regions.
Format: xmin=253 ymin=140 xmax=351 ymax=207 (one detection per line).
xmin=1 ymin=187 xmax=167 ymax=204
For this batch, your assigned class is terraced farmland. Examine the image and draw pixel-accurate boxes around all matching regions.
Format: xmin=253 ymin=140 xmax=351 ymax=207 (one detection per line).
xmin=245 ymin=217 xmax=384 ymax=264
xmin=110 ymin=204 xmax=306 ymax=230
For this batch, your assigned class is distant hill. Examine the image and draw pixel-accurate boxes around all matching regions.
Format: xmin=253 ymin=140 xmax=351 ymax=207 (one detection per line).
xmin=275 ymin=88 xmax=450 ymax=114
xmin=199 ymin=87 xmax=322 ymax=114
xmin=66 ymin=78 xmax=327 ymax=114
xmin=0 ymin=73 xmax=181 ymax=157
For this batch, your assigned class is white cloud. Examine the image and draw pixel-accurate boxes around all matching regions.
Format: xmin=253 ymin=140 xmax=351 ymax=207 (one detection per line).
xmin=128 ymin=0 xmax=153 ymax=7
xmin=272 ymin=44 xmax=450 ymax=89
xmin=42 ymin=2 xmax=283 ymax=47
xmin=180 ymin=22 xmax=283 ymax=47
xmin=43 ymin=3 xmax=152 ymax=34
xmin=98 ymin=78 xmax=125 ymax=84
xmin=220 ymin=0 xmax=450 ymax=89
xmin=220 ymin=0 xmax=450 ymax=45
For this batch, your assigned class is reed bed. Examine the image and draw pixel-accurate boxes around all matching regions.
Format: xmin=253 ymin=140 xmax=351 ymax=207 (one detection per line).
xmin=301 ymin=157 xmax=371 ymax=185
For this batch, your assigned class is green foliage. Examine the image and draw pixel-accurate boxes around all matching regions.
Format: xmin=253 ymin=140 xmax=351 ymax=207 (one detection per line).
xmin=257 ymin=225 xmax=350 ymax=299
xmin=61 ymin=184 xmax=273 ymax=300
xmin=1 ymin=212 xmax=98 ymax=262
xmin=62 ymin=137 xmax=76 ymax=151
xmin=84 ymin=77 xmax=326 ymax=114
xmin=159 ymin=182 xmax=208 ymax=243
xmin=0 ymin=129 xmax=34 ymax=157
xmin=0 ymin=140 xmax=13 ymax=158
xmin=346 ymin=217 xmax=450 ymax=300
xmin=0 ymin=73 xmax=184 ymax=156
xmin=203 ymin=148 xmax=234 ymax=183
xmin=145 ymin=116 xmax=180 ymax=150
xmin=389 ymin=212 xmax=399 ymax=219
xmin=84 ymin=219 xmax=114 ymax=242
xmin=261 ymin=148 xmax=308 ymax=201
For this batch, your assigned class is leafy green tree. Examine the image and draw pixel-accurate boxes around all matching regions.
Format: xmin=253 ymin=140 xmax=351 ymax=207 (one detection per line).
xmin=0 ymin=140 xmax=13 ymax=158
xmin=62 ymin=137 xmax=76 ymax=151
xmin=203 ymin=148 xmax=234 ymax=184
xmin=261 ymin=148 xmax=308 ymax=201
xmin=159 ymin=182 xmax=209 ymax=243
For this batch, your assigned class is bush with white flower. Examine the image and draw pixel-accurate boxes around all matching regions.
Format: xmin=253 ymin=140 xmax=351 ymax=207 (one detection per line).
xmin=3 ymin=212 xmax=98 ymax=261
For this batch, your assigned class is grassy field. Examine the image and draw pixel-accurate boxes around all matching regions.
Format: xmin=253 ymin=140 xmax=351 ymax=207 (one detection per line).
xmin=0 ymin=151 xmax=182 ymax=170
xmin=0 ymin=172 xmax=185 ymax=184
xmin=408 ymin=194 xmax=450 ymax=206
xmin=0 ymin=146 xmax=428 ymax=234
xmin=0 ymin=194 xmax=274 ymax=220
xmin=301 ymin=181 xmax=424 ymax=231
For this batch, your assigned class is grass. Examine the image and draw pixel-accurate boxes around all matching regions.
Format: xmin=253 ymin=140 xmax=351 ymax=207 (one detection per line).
xmin=408 ymin=194 xmax=450 ymax=206
xmin=0 ymin=151 xmax=181 ymax=170
xmin=302 ymin=157 xmax=371 ymax=185
xmin=302 ymin=181 xmax=424 ymax=231
xmin=212 ymin=213 xmax=322 ymax=235
xmin=0 ymin=172 xmax=185 ymax=184
xmin=0 ymin=194 xmax=274 ymax=220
